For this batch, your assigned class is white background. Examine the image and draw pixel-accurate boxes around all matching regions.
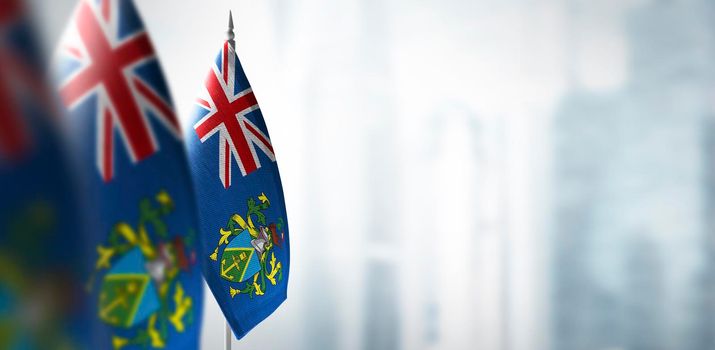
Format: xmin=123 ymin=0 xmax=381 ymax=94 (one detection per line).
xmin=29 ymin=0 xmax=712 ymax=349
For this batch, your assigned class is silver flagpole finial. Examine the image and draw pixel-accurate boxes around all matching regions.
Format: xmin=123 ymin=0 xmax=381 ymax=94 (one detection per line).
xmin=227 ymin=10 xmax=236 ymax=49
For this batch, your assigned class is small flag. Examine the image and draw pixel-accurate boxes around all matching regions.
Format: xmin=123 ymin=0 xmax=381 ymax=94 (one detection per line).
xmin=184 ymin=12 xmax=290 ymax=339
xmin=0 ymin=0 xmax=89 ymax=347
xmin=54 ymin=0 xmax=203 ymax=348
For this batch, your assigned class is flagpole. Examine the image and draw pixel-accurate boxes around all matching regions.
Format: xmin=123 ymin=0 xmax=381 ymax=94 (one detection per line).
xmin=224 ymin=11 xmax=236 ymax=350
xmin=225 ymin=321 xmax=232 ymax=350
xmin=227 ymin=10 xmax=236 ymax=50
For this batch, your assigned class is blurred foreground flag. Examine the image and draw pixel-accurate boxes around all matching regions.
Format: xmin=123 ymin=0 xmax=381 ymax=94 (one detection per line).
xmin=184 ymin=12 xmax=290 ymax=339
xmin=54 ymin=0 xmax=203 ymax=348
xmin=0 ymin=0 xmax=88 ymax=348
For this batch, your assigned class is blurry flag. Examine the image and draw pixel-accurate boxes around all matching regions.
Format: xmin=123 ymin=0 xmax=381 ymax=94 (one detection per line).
xmin=0 ymin=0 xmax=89 ymax=348
xmin=184 ymin=15 xmax=290 ymax=339
xmin=54 ymin=0 xmax=202 ymax=348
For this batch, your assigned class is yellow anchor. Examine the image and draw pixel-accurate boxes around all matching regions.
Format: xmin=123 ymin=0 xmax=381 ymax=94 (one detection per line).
xmin=220 ymin=252 xmax=248 ymax=280
xmin=99 ymin=291 xmax=129 ymax=325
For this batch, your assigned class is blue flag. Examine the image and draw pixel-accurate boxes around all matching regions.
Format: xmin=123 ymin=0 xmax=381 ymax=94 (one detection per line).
xmin=54 ymin=0 xmax=202 ymax=348
xmin=0 ymin=0 xmax=89 ymax=347
xmin=184 ymin=34 xmax=290 ymax=339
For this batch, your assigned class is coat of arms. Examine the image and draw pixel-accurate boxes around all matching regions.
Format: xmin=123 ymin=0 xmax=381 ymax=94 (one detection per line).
xmin=90 ymin=190 xmax=196 ymax=349
xmin=210 ymin=193 xmax=284 ymax=298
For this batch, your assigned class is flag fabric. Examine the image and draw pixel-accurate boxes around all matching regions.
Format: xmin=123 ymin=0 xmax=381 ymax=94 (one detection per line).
xmin=185 ymin=39 xmax=290 ymax=339
xmin=0 ymin=0 xmax=46 ymax=163
xmin=54 ymin=0 xmax=202 ymax=348
xmin=0 ymin=0 xmax=89 ymax=347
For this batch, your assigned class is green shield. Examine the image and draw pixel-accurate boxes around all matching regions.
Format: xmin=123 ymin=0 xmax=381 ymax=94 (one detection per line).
xmin=220 ymin=230 xmax=260 ymax=282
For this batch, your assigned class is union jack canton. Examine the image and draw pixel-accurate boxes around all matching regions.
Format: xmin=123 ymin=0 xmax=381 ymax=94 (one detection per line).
xmin=193 ymin=41 xmax=275 ymax=189
xmin=56 ymin=0 xmax=180 ymax=182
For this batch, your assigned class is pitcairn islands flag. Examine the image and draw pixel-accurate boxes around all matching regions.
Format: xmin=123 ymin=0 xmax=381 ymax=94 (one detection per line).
xmin=53 ymin=0 xmax=203 ymax=348
xmin=185 ymin=35 xmax=290 ymax=339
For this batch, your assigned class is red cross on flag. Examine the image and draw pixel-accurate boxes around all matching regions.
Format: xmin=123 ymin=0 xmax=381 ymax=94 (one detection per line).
xmin=56 ymin=0 xmax=180 ymax=182
xmin=0 ymin=0 xmax=59 ymax=163
xmin=193 ymin=41 xmax=275 ymax=189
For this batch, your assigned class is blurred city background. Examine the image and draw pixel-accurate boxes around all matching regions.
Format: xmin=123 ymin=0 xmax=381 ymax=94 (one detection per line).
xmin=13 ymin=0 xmax=715 ymax=349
